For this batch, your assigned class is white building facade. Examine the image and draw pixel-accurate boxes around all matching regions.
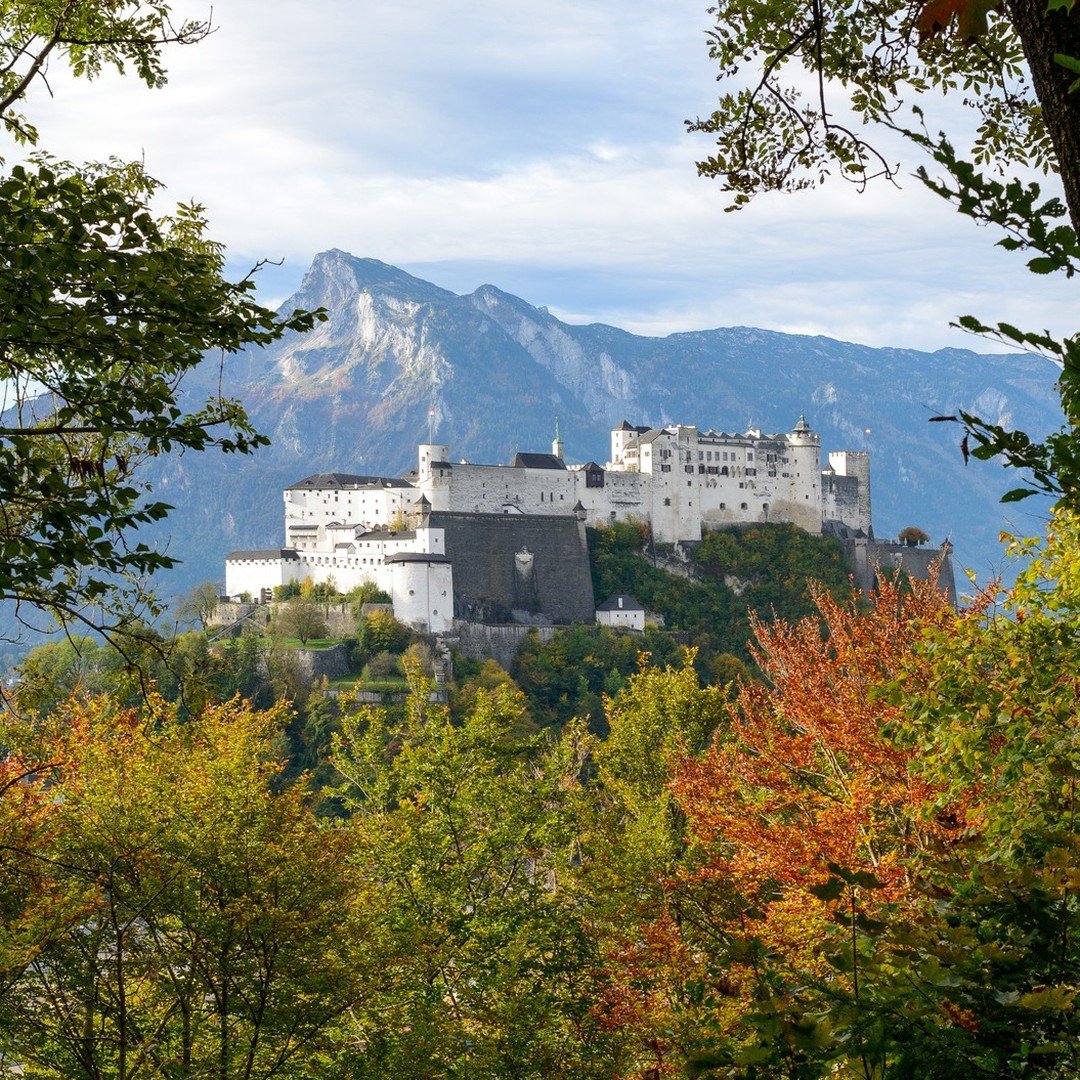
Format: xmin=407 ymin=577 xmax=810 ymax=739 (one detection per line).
xmin=413 ymin=415 xmax=869 ymax=544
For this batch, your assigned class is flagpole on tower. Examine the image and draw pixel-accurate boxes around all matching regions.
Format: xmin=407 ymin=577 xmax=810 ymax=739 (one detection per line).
xmin=428 ymin=406 xmax=436 ymax=445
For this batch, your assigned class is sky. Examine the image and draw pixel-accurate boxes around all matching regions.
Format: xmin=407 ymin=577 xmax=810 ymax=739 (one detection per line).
xmin=22 ymin=0 xmax=1077 ymax=352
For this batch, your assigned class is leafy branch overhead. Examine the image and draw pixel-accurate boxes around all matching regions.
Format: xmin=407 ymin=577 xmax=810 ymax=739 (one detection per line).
xmin=691 ymin=0 xmax=1080 ymax=502
xmin=0 ymin=2 xmax=325 ymax=639
xmin=690 ymin=0 xmax=1076 ymax=225
xmin=0 ymin=0 xmax=212 ymax=146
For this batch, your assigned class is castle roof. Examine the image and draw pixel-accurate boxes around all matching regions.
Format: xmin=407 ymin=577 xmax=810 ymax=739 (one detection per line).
xmin=596 ymin=593 xmax=644 ymax=612
xmin=355 ymin=529 xmax=417 ymax=541
xmin=385 ymin=552 xmax=453 ymax=564
xmin=624 ymin=429 xmax=668 ymax=450
xmin=226 ymin=548 xmax=300 ymax=562
xmin=510 ymin=452 xmax=566 ymax=470
xmin=287 ymin=472 xmax=412 ymax=490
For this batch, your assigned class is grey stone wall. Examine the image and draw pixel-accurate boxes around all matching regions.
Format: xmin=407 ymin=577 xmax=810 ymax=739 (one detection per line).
xmin=838 ymin=538 xmax=957 ymax=603
xmin=447 ymin=621 xmax=560 ymax=670
xmin=430 ymin=511 xmax=595 ymax=625
xmin=292 ymin=643 xmax=351 ymax=682
xmin=822 ymin=472 xmax=862 ymax=533
xmin=209 ymin=600 xmax=356 ymax=638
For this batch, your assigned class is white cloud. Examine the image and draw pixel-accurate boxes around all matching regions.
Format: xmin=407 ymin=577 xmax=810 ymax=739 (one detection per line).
xmin=11 ymin=0 xmax=1075 ymax=356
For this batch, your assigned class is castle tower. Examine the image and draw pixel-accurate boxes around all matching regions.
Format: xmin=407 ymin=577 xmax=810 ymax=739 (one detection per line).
xmin=552 ymin=417 xmax=564 ymax=461
xmin=828 ymin=450 xmax=872 ymax=536
xmin=417 ymin=443 xmax=451 ymax=511
xmin=781 ymin=413 xmax=823 ymax=532
xmin=610 ymin=420 xmax=636 ymax=466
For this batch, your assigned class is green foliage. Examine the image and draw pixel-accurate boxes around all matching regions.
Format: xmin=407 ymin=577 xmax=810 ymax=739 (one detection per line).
xmin=0 ymin=4 xmax=325 ymax=640
xmin=331 ymin=662 xmax=626 ymax=1076
xmin=514 ymin=622 xmax=683 ymax=731
xmin=0 ymin=1 xmax=213 ymax=146
xmin=175 ymin=579 xmax=220 ymax=629
xmin=690 ymin=0 xmax=1080 ymax=501
xmin=274 ymin=596 xmax=329 ymax=646
xmin=346 ymin=579 xmax=392 ymax=616
xmin=0 ymin=695 xmax=372 ymax=1075
xmin=356 ymin=608 xmax=413 ymax=655
xmin=588 ymin=522 xmax=849 ymax=668
xmin=689 ymin=0 xmax=1045 ymax=208
xmin=0 ymin=157 xmax=322 ymax=637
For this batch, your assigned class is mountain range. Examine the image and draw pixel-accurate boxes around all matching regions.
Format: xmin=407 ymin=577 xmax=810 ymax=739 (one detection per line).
xmin=152 ymin=249 xmax=1060 ymax=603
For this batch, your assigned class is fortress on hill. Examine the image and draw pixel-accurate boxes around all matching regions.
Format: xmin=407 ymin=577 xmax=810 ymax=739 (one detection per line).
xmin=226 ymin=416 xmax=879 ymax=633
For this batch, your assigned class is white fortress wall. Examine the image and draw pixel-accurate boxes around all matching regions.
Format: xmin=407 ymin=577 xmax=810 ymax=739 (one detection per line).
xmin=284 ymin=476 xmax=414 ymax=547
xmin=231 ymin=414 xmax=872 ymax=629
xmin=390 ymin=557 xmax=454 ymax=634
xmin=225 ymin=550 xmax=306 ymax=599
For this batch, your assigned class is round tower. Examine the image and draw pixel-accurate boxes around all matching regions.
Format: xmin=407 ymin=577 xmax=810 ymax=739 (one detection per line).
xmin=417 ymin=443 xmax=451 ymax=511
xmin=784 ymin=413 xmax=823 ymax=531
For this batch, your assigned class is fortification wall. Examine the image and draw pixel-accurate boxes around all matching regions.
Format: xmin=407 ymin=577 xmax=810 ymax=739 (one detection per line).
xmin=430 ymin=511 xmax=595 ymax=625
xmin=838 ymin=538 xmax=956 ymax=603
xmin=290 ymin=643 xmax=352 ymax=682
xmin=442 ymin=463 xmax=578 ymax=515
xmin=448 ymin=621 xmax=560 ymax=670
xmin=822 ymin=472 xmax=863 ymax=533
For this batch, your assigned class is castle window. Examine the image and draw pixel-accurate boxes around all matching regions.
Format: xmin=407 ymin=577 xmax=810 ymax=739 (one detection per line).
xmin=741 ymin=502 xmax=748 ymax=510
xmin=664 ymin=498 xmax=671 ymax=506
xmin=720 ymin=502 xmax=726 ymax=509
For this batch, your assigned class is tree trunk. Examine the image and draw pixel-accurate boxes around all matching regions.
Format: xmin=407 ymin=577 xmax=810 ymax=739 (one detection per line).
xmin=1007 ymin=0 xmax=1080 ymax=234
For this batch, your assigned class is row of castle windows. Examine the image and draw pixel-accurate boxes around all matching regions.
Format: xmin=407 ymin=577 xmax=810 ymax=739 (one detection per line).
xmin=698 ymin=450 xmax=753 ymax=462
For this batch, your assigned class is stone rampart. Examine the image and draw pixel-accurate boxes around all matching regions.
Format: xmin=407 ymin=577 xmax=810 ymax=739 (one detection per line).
xmin=447 ymin=621 xmax=560 ymax=670
xmin=430 ymin=511 xmax=595 ymax=624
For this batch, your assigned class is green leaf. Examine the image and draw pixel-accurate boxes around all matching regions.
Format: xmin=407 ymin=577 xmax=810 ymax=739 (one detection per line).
xmin=809 ymin=877 xmax=846 ymax=901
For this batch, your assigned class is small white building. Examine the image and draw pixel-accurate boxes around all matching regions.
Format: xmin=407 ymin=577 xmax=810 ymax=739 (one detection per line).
xmin=595 ymin=594 xmax=646 ymax=631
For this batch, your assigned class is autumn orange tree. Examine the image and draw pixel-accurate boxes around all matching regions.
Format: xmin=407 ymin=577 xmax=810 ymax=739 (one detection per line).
xmin=649 ymin=513 xmax=1080 ymax=1077
xmin=666 ymin=575 xmax=966 ymax=1074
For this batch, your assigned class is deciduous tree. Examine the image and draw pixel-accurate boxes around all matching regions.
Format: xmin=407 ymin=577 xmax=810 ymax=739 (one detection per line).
xmin=332 ymin=660 xmax=624 ymax=1077
xmin=691 ymin=0 xmax=1080 ymax=500
xmin=0 ymin=694 xmax=374 ymax=1076
xmin=0 ymin=3 xmax=322 ymax=641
